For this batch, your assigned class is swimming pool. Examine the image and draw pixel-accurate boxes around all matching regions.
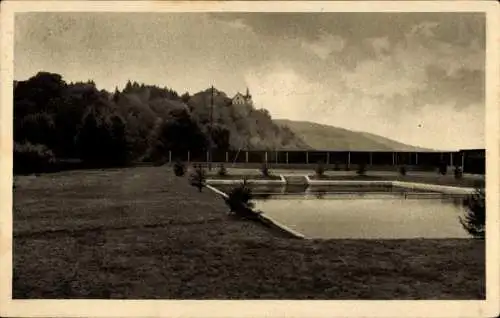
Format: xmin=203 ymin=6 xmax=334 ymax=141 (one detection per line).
xmin=215 ymin=184 xmax=472 ymax=239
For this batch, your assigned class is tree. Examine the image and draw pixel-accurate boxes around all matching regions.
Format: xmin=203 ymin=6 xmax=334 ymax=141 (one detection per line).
xmin=211 ymin=125 xmax=231 ymax=152
xmin=217 ymin=164 xmax=228 ymax=177
xmin=356 ymin=162 xmax=367 ymax=176
xmin=189 ymin=165 xmax=206 ymax=192
xmin=14 ymin=72 xmax=65 ymax=114
xmin=14 ymin=142 xmax=55 ymax=174
xmin=173 ymin=161 xmax=186 ymax=177
xmin=181 ymin=92 xmax=190 ymax=104
xmin=75 ymin=106 xmax=130 ymax=166
xmin=16 ymin=112 xmax=56 ymax=148
xmin=315 ymin=161 xmax=325 ymax=177
xmin=124 ymin=80 xmax=133 ymax=93
xmin=107 ymin=114 xmax=131 ymax=165
xmin=459 ymin=188 xmax=485 ymax=239
xmin=438 ymin=160 xmax=448 ymax=175
xmin=113 ymin=87 xmax=120 ymax=103
xmin=399 ymin=165 xmax=407 ymax=176
xmin=75 ymin=108 xmax=103 ymax=165
xmin=159 ymin=108 xmax=208 ymax=155
xmin=224 ymin=179 xmax=261 ymax=219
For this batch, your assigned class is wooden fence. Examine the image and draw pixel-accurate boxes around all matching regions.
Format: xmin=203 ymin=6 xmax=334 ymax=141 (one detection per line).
xmin=165 ymin=149 xmax=485 ymax=174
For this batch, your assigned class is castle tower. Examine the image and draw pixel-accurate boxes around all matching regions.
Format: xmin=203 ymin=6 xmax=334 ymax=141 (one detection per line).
xmin=245 ymin=87 xmax=253 ymax=106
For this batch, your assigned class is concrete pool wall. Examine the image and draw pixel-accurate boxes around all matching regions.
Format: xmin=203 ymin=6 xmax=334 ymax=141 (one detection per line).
xmin=206 ymin=174 xmax=476 ymax=195
xmin=205 ymin=175 xmax=287 ymax=186
xmin=304 ymin=175 xmax=476 ymax=195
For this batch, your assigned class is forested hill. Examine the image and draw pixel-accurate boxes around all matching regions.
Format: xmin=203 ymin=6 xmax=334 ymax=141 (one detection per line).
xmin=276 ymin=119 xmax=435 ymax=152
xmin=13 ymin=72 xmax=309 ymax=169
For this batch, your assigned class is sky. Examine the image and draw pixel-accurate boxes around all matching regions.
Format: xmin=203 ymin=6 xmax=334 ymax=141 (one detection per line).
xmin=14 ymin=12 xmax=485 ymax=150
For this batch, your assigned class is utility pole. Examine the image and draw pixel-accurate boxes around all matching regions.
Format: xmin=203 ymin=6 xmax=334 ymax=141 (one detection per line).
xmin=208 ymin=85 xmax=214 ymax=171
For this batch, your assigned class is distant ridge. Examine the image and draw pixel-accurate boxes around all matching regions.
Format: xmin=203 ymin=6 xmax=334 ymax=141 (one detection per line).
xmin=275 ymin=119 xmax=439 ymax=152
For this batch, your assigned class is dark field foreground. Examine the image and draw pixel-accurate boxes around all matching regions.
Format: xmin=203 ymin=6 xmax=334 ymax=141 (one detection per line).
xmin=13 ymin=167 xmax=485 ymax=299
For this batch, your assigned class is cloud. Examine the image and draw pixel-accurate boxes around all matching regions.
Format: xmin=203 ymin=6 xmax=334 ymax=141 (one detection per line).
xmin=407 ymin=21 xmax=440 ymax=38
xmin=301 ymin=32 xmax=345 ymax=59
xmin=365 ymin=36 xmax=391 ymax=56
xmin=387 ymin=102 xmax=484 ymax=150
xmin=14 ymin=12 xmax=485 ymax=149
xmin=343 ymin=54 xmax=427 ymax=99
xmin=217 ymin=18 xmax=253 ymax=31
xmin=244 ymin=63 xmax=333 ymax=120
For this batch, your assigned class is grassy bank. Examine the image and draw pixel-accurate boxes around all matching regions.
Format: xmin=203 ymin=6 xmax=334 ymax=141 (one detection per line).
xmin=13 ymin=167 xmax=485 ymax=299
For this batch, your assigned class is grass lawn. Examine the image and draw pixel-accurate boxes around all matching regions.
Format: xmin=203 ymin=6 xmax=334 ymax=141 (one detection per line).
xmin=309 ymin=174 xmax=485 ymax=188
xmin=13 ymin=166 xmax=485 ymax=299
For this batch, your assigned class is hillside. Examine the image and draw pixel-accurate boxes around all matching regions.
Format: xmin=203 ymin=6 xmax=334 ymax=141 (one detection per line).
xmin=13 ymin=72 xmax=310 ymax=172
xmin=275 ymin=119 xmax=436 ymax=152
xmin=186 ymin=88 xmax=310 ymax=150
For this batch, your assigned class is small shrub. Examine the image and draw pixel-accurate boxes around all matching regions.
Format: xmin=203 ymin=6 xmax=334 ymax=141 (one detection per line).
xmin=399 ymin=165 xmax=407 ymax=176
xmin=333 ymin=161 xmax=341 ymax=171
xmin=225 ymin=179 xmax=260 ymax=219
xmin=315 ymin=190 xmax=326 ymax=199
xmin=454 ymin=165 xmax=463 ymax=179
xmin=438 ymin=161 xmax=447 ymax=175
xmin=261 ymin=163 xmax=271 ymax=177
xmin=173 ymin=161 xmax=186 ymax=177
xmin=217 ymin=164 xmax=228 ymax=177
xmin=315 ymin=161 xmax=325 ymax=177
xmin=459 ymin=188 xmax=485 ymax=239
xmin=356 ymin=163 xmax=367 ymax=176
xmin=14 ymin=142 xmax=55 ymax=174
xmin=189 ymin=165 xmax=206 ymax=192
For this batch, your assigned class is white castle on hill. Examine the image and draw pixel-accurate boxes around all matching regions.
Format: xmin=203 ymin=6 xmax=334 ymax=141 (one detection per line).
xmin=231 ymin=87 xmax=253 ymax=106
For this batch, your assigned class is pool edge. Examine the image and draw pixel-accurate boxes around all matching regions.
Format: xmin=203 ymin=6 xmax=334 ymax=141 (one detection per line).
xmin=205 ymin=175 xmax=287 ymax=186
xmin=305 ymin=176 xmax=476 ymax=195
xmin=205 ymin=184 xmax=307 ymax=240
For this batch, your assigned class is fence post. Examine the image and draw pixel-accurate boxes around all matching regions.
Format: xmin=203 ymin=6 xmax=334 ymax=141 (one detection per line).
xmin=187 ymin=151 xmax=190 ymax=164
xmin=347 ymin=152 xmax=351 ymax=167
xmin=461 ymin=153 xmax=465 ymax=171
xmin=206 ymin=151 xmax=209 ymax=164
xmin=415 ymin=152 xmax=418 ymax=165
xmin=265 ymin=151 xmax=268 ymax=163
xmin=392 ymin=152 xmax=395 ymax=166
xmin=326 ymin=152 xmax=330 ymax=165
xmin=168 ymin=150 xmax=172 ymax=164
xmin=225 ymin=151 xmax=229 ymax=163
xmin=245 ymin=151 xmax=248 ymax=163
xmin=369 ymin=152 xmax=372 ymax=166
xmin=306 ymin=151 xmax=309 ymax=164
xmin=286 ymin=152 xmax=289 ymax=164
xmin=450 ymin=153 xmax=453 ymax=167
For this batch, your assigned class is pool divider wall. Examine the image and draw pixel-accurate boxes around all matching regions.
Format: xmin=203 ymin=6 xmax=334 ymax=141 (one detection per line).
xmin=204 ymin=183 xmax=306 ymax=240
xmin=304 ymin=175 xmax=475 ymax=195
xmin=205 ymin=175 xmax=287 ymax=186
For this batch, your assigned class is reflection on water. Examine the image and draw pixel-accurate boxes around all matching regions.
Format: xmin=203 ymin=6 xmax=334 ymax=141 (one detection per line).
xmin=214 ymin=184 xmax=471 ymax=239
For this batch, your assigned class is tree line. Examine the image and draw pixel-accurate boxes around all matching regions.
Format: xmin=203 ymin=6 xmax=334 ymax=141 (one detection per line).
xmin=13 ymin=72 xmax=309 ymax=174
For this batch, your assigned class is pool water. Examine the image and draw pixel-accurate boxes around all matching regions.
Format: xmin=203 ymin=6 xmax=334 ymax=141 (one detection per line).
xmin=216 ymin=185 xmax=472 ymax=239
